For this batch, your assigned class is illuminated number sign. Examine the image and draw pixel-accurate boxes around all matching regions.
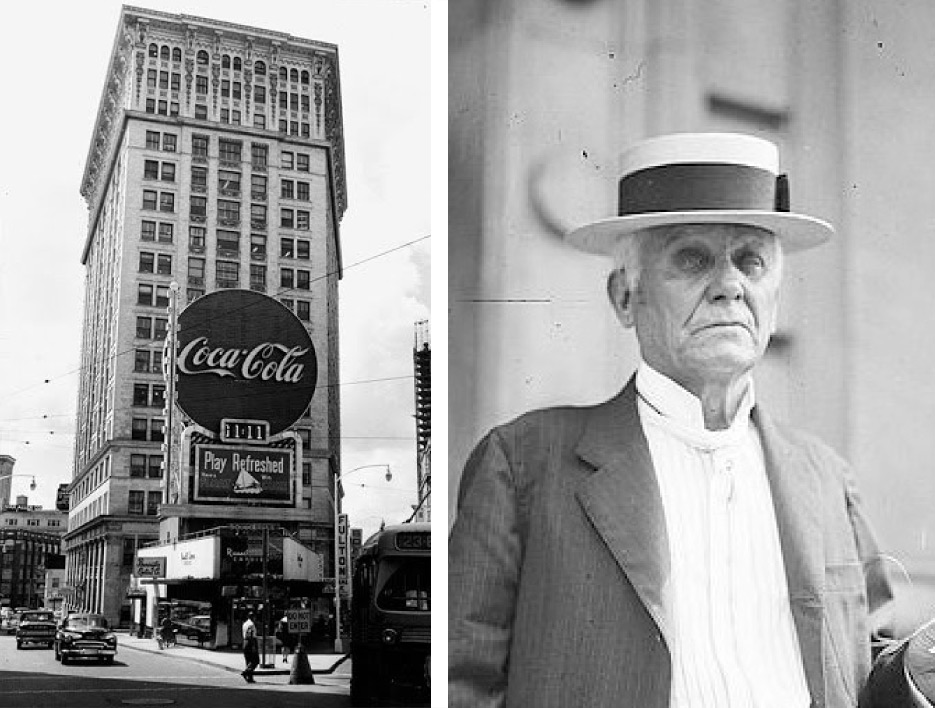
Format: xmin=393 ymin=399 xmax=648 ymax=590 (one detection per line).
xmin=395 ymin=532 xmax=431 ymax=551
xmin=221 ymin=419 xmax=269 ymax=443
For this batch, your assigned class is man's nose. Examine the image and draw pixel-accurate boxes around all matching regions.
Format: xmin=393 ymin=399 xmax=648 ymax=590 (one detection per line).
xmin=706 ymin=261 xmax=744 ymax=302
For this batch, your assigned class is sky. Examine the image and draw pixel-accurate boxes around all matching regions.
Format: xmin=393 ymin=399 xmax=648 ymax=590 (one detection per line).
xmin=0 ymin=0 xmax=431 ymax=542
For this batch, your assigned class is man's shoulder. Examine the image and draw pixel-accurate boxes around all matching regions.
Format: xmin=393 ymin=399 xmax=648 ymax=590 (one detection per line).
xmin=756 ymin=407 xmax=849 ymax=469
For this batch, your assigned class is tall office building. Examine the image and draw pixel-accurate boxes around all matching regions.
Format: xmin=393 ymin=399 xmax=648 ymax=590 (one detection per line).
xmin=65 ymin=6 xmax=345 ymax=625
xmin=413 ymin=321 xmax=430 ymax=522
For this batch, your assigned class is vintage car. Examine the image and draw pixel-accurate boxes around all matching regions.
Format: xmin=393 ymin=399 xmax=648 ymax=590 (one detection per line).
xmin=177 ymin=614 xmax=212 ymax=643
xmin=16 ymin=610 xmax=56 ymax=649
xmin=54 ymin=613 xmax=117 ymax=664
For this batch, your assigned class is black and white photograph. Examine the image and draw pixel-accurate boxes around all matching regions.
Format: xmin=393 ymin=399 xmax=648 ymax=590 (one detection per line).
xmin=0 ymin=2 xmax=430 ymax=706
xmin=449 ymin=1 xmax=935 ymax=705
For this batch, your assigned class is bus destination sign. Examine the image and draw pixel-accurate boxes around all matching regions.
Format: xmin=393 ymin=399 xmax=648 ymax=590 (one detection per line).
xmin=395 ymin=531 xmax=431 ymax=551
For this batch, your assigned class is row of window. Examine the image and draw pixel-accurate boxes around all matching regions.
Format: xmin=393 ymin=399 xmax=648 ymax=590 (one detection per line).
xmin=138 ymin=283 xmax=170 ymax=308
xmin=132 ymin=417 xmax=164 ymax=442
xmin=144 ymin=160 xmax=176 ymax=182
xmin=146 ymin=70 xmax=181 ymax=92
xmin=141 ymin=221 xmax=174 ymax=243
xmin=149 ymin=223 xmax=298 ymax=264
xmin=146 ymin=44 xmax=314 ymax=84
xmin=130 ymin=454 xmax=163 ymax=479
xmin=145 ymin=130 xmax=177 ymax=152
xmin=2 ymin=517 xmax=62 ymax=527
xmin=134 ymin=349 xmax=163 ymax=374
xmin=139 ymin=251 xmax=173 ymax=275
xmin=136 ymin=316 xmax=168 ymax=340
xmin=133 ymin=383 xmax=165 ymax=408
xmin=128 ymin=489 xmax=161 ymax=516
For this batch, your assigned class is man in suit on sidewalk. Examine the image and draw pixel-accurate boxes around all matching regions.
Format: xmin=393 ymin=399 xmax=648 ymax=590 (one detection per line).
xmin=449 ymin=132 xmax=931 ymax=707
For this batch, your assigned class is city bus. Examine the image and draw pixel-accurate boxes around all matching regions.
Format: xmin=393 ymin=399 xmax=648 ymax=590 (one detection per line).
xmin=350 ymin=521 xmax=430 ymax=706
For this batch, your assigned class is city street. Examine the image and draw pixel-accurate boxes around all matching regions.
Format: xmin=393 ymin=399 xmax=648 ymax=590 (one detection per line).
xmin=0 ymin=632 xmax=429 ymax=707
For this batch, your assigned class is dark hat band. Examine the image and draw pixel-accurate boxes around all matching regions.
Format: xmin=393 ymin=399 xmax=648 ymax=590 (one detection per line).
xmin=618 ymin=163 xmax=790 ymax=217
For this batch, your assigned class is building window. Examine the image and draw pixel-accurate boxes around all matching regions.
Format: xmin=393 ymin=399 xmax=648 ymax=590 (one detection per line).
xmin=297 ymin=270 xmax=310 ymax=290
xmin=279 ymin=119 xmax=288 ymax=134
xmin=297 ymin=154 xmax=309 ymax=172
xmin=170 ymin=103 xmax=179 ymax=118
xmin=155 ymin=284 xmax=170 ymax=307
xmin=218 ymin=170 xmax=241 ymax=195
xmin=142 ymin=190 xmax=157 ymax=210
xmin=251 ymin=174 xmax=267 ymax=199
xmin=281 ymin=238 xmax=294 ymax=258
xmin=279 ymin=91 xmax=288 ymax=110
xmin=221 ymin=79 xmax=230 ymax=98
xmin=146 ymin=99 xmax=155 ymax=114
xmin=188 ymin=288 xmax=204 ymax=303
xmin=233 ymin=82 xmax=242 ymax=100
xmin=156 ymin=254 xmax=172 ymax=275
xmin=218 ymin=200 xmax=240 ymax=225
xmin=234 ymin=57 xmax=242 ymax=72
xmin=138 ymin=283 xmax=154 ymax=306
xmin=301 ymin=123 xmax=310 ymax=139
xmin=141 ymin=221 xmax=156 ymax=242
xmin=250 ymin=234 xmax=267 ymax=260
xmin=172 ymin=47 xmax=182 ymax=62
xmin=190 ymin=195 xmax=207 ymax=220
xmin=153 ymin=318 xmax=168 ymax=340
xmin=296 ymin=240 xmax=310 ymax=259
xmin=302 ymin=462 xmax=311 ymax=486
xmin=128 ymin=491 xmax=144 ymax=515
xmin=280 ymin=299 xmax=294 ymax=311
xmin=152 ymin=385 xmax=165 ymax=408
xmin=188 ymin=257 xmax=205 ymax=286
xmin=281 ymin=268 xmax=294 ymax=289
xmin=296 ymin=210 xmax=310 ymax=230
xmin=253 ymin=114 xmax=266 ymax=130
xmin=171 ymin=72 xmax=180 ymax=91
xmin=161 ymin=163 xmax=176 ymax=182
xmin=134 ymin=350 xmax=150 ymax=372
xmin=159 ymin=71 xmax=169 ymax=90
xmin=130 ymin=455 xmax=146 ymax=478
xmin=219 ymin=139 xmax=242 ymax=163
xmin=192 ymin=134 xmax=209 ymax=159
xmin=290 ymin=121 xmax=299 ymax=136
xmin=281 ymin=151 xmax=294 ymax=170
xmin=254 ymin=85 xmax=266 ymax=103
xmin=139 ymin=252 xmax=155 ymax=273
xmin=191 ymin=166 xmax=207 ymax=191
xmin=160 ymin=45 xmax=170 ymax=61
xmin=220 ymin=108 xmax=229 ymax=124
xmin=290 ymin=68 xmax=299 ymax=83
xmin=151 ymin=419 xmax=165 ymax=442
xmin=158 ymin=223 xmax=173 ymax=243
xmin=146 ymin=131 xmax=160 ymax=150
xmin=144 ymin=160 xmax=159 ymax=180
xmin=301 ymin=94 xmax=310 ymax=113
xmin=250 ymin=204 xmax=267 ymax=228
xmin=281 ymin=209 xmax=294 ymax=229
xmin=196 ymin=75 xmax=208 ymax=94
xmin=281 ymin=179 xmax=294 ymax=200
xmin=148 ymin=456 xmax=162 ymax=478
xmin=232 ymin=110 xmax=241 ymax=126
xmin=255 ymin=61 xmax=266 ymax=75
xmin=216 ymin=261 xmax=239 ymax=289
xmin=133 ymin=384 xmax=149 ymax=406
xmin=217 ymin=230 xmax=240 ymax=258
xmin=159 ymin=193 xmax=175 ymax=213
xmin=189 ymin=226 xmax=206 ymax=253
xmin=251 ymin=143 xmax=268 ymax=169
xmin=296 ymin=300 xmax=310 ymax=322
xmin=132 ymin=420 xmax=148 ymax=441
xmin=136 ymin=317 xmax=152 ymax=338
xmin=148 ymin=43 xmax=158 ymax=58
xmin=297 ymin=182 xmax=310 ymax=201
xmin=197 ymin=50 xmax=209 ymax=65
xmin=147 ymin=491 xmax=161 ymax=516
xmin=162 ymin=134 xmax=177 ymax=152
xmin=250 ymin=264 xmax=266 ymax=291
xmin=152 ymin=350 xmax=163 ymax=373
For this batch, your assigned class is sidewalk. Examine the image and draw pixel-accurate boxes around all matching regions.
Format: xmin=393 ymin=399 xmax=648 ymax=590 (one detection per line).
xmin=117 ymin=631 xmax=349 ymax=677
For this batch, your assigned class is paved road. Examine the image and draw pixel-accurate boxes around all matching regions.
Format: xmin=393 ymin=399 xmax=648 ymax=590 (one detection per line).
xmin=0 ymin=632 xmax=429 ymax=707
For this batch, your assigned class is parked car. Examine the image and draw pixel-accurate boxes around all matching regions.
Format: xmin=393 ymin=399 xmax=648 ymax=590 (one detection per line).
xmin=16 ymin=610 xmax=56 ymax=649
xmin=177 ymin=614 xmax=212 ymax=643
xmin=1 ymin=608 xmax=21 ymax=635
xmin=54 ymin=613 xmax=117 ymax=664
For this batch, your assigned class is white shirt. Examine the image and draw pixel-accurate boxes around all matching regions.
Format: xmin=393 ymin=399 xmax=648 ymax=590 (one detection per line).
xmin=242 ymin=618 xmax=256 ymax=639
xmin=636 ymin=363 xmax=810 ymax=708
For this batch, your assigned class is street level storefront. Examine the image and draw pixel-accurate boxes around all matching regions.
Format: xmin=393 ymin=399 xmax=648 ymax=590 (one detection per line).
xmin=133 ymin=525 xmax=329 ymax=649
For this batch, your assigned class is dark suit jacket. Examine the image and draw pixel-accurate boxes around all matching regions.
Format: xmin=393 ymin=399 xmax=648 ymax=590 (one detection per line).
xmin=449 ymin=380 xmax=912 ymax=707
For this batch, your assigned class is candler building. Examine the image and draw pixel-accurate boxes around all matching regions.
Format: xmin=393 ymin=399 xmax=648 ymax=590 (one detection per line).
xmin=64 ymin=6 xmax=345 ymax=628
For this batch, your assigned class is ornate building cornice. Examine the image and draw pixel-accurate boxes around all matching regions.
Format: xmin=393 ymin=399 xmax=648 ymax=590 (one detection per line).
xmin=81 ymin=6 xmax=347 ymax=220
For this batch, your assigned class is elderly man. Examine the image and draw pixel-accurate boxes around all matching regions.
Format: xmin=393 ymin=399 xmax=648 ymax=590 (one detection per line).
xmin=449 ymin=133 xmax=927 ymax=707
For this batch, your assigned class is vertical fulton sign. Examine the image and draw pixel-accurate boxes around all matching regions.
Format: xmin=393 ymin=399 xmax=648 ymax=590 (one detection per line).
xmin=337 ymin=513 xmax=349 ymax=595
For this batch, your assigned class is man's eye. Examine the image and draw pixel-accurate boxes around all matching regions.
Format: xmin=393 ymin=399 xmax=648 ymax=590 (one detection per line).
xmin=673 ymin=248 xmax=709 ymax=272
xmin=736 ymin=252 xmax=766 ymax=275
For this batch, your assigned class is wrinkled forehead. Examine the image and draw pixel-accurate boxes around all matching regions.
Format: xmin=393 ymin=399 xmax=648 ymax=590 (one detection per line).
xmin=641 ymin=223 xmax=780 ymax=255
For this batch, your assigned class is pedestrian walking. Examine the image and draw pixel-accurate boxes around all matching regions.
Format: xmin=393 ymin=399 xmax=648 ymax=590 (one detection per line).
xmin=275 ymin=614 xmax=297 ymax=663
xmin=241 ymin=612 xmax=259 ymax=683
xmin=157 ymin=615 xmax=175 ymax=650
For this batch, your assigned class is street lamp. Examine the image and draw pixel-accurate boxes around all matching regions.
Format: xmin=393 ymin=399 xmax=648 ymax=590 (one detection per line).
xmin=0 ymin=473 xmax=37 ymax=492
xmin=333 ymin=464 xmax=391 ymax=653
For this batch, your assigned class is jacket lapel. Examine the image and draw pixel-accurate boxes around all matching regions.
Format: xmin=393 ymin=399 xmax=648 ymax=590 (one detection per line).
xmin=574 ymin=379 xmax=673 ymax=646
xmin=755 ymin=408 xmax=826 ymax=706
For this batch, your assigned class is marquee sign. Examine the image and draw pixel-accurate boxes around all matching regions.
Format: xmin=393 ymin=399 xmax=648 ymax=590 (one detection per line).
xmin=193 ymin=444 xmax=294 ymax=504
xmin=176 ymin=289 xmax=317 ymax=435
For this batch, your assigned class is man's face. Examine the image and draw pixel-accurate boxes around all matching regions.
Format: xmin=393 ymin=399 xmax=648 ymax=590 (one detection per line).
xmin=620 ymin=223 xmax=782 ymax=390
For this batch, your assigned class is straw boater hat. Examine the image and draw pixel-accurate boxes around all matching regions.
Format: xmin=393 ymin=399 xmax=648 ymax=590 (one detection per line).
xmin=565 ymin=132 xmax=834 ymax=256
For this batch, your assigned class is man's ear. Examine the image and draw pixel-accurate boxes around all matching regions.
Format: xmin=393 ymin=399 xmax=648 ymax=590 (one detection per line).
xmin=607 ymin=269 xmax=635 ymax=328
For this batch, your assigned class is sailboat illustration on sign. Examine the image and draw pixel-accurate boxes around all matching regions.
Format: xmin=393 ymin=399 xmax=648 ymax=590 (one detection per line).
xmin=233 ymin=468 xmax=263 ymax=494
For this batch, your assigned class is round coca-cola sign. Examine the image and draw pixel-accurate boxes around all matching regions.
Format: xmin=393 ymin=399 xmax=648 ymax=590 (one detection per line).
xmin=175 ymin=289 xmax=317 ymax=435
